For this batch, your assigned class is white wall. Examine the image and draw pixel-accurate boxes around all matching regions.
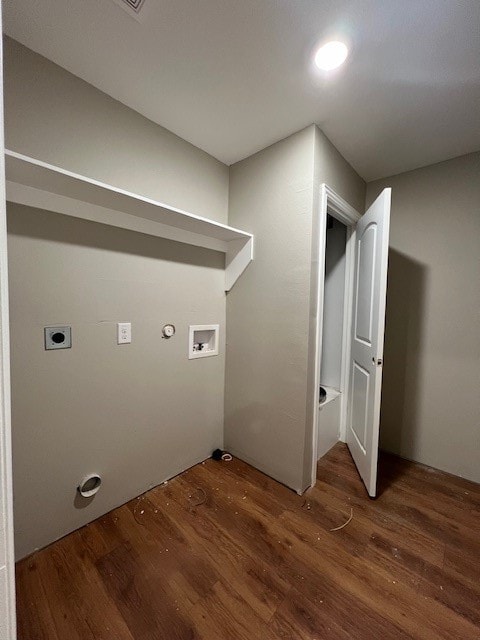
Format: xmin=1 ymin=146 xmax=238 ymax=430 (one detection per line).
xmin=367 ymin=151 xmax=480 ymax=482
xmin=4 ymin=38 xmax=230 ymax=559
xmin=320 ymin=218 xmax=347 ymax=390
xmin=317 ymin=394 xmax=342 ymax=460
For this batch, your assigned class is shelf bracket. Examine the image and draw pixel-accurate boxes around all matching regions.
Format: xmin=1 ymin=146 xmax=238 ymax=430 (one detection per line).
xmin=225 ymin=236 xmax=254 ymax=292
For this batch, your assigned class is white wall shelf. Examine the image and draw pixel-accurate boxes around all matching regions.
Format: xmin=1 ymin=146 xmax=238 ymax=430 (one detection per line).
xmin=4 ymin=150 xmax=254 ymax=291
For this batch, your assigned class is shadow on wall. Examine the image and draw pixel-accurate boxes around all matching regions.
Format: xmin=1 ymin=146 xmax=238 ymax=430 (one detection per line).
xmin=7 ymin=203 xmax=225 ymax=270
xmin=73 ymin=491 xmax=95 ymax=510
xmin=378 ymin=249 xmax=428 ymax=491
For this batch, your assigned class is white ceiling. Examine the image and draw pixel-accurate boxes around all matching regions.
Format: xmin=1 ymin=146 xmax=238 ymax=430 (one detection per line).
xmin=3 ymin=0 xmax=480 ymax=180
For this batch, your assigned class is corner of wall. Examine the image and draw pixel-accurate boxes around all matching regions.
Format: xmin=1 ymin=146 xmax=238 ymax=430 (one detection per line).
xmin=314 ymin=126 xmax=366 ymax=213
xmin=301 ymin=124 xmax=366 ymax=491
xmin=225 ymin=126 xmax=318 ymax=493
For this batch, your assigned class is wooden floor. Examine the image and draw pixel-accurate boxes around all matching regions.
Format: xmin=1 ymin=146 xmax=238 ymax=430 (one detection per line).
xmin=16 ymin=444 xmax=480 ymax=640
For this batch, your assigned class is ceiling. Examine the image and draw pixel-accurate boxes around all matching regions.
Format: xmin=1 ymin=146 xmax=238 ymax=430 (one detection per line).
xmin=3 ymin=0 xmax=480 ymax=180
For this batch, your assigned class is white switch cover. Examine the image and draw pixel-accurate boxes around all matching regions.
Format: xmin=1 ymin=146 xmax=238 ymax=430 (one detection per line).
xmin=117 ymin=322 xmax=131 ymax=344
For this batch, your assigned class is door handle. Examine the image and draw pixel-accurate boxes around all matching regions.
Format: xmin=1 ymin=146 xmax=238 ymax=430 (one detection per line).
xmin=372 ymin=357 xmax=383 ymax=366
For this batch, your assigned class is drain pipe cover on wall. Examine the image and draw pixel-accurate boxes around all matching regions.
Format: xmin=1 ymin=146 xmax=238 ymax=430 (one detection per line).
xmin=78 ymin=474 xmax=102 ymax=498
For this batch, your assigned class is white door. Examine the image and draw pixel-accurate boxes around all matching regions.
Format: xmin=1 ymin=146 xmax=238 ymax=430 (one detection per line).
xmin=347 ymin=189 xmax=391 ymax=497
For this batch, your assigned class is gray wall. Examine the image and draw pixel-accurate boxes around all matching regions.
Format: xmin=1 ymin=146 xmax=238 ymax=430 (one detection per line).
xmin=4 ymin=38 xmax=229 ymax=558
xmin=225 ymin=126 xmax=365 ymax=492
xmin=225 ymin=126 xmax=316 ymax=492
xmin=302 ymin=128 xmax=366 ymax=489
xmin=3 ymin=37 xmax=229 ymax=224
xmin=314 ymin=129 xmax=366 ymax=210
xmin=367 ymin=152 xmax=480 ymax=483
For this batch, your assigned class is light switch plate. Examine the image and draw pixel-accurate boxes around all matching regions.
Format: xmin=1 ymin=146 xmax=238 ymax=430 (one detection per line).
xmin=45 ymin=326 xmax=72 ymax=350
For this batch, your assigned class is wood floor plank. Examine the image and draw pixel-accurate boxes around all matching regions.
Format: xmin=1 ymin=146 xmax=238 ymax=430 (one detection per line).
xmin=44 ymin=532 xmax=135 ymax=640
xmin=175 ymin=461 xmax=477 ymax=638
xmin=362 ymin=536 xmax=480 ymax=628
xmin=188 ymin=578 xmax=280 ymax=640
xmin=443 ymin=544 xmax=480 ymax=592
xmin=309 ymin=480 xmax=447 ymax=568
xmin=271 ymin=587 xmax=387 ymax=640
xmin=15 ymin=443 xmax=480 ymax=639
xmin=96 ymin=542 xmax=199 ymax=640
xmin=147 ymin=477 xmax=292 ymax=623
xmin=15 ymin=559 xmax=59 ymax=640
xmin=276 ymin=509 xmax=478 ymax=639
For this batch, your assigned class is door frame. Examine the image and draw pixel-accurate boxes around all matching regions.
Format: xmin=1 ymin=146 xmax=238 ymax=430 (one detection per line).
xmin=0 ymin=7 xmax=17 ymax=637
xmin=309 ymin=184 xmax=361 ymax=487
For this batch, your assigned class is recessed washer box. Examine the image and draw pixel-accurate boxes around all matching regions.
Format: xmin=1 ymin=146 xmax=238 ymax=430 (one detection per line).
xmin=44 ymin=326 xmax=72 ymax=350
xmin=189 ymin=324 xmax=219 ymax=359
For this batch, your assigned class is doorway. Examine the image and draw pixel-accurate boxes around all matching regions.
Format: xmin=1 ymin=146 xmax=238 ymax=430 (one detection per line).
xmin=309 ymin=184 xmax=392 ymax=497
xmin=317 ymin=214 xmax=348 ymax=459
xmin=309 ymin=185 xmax=360 ymax=487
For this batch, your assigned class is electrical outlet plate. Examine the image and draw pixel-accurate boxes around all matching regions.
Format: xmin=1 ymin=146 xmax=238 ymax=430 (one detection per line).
xmin=117 ymin=322 xmax=132 ymax=344
xmin=45 ymin=326 xmax=72 ymax=350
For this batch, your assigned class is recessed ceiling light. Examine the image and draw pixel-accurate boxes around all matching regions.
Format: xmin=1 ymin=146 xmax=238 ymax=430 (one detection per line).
xmin=314 ymin=41 xmax=349 ymax=71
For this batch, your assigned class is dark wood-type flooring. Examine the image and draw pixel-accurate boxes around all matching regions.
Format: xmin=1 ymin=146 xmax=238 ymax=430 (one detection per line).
xmin=16 ymin=444 xmax=480 ymax=639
